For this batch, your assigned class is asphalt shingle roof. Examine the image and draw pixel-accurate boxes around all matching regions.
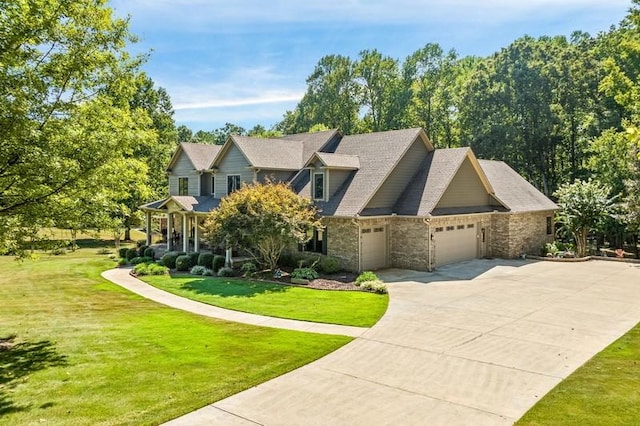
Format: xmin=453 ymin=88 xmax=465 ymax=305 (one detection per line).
xmin=180 ymin=143 xmax=222 ymax=170
xmin=314 ymin=152 xmax=360 ymax=169
xmin=313 ymin=128 xmax=425 ymax=216
xmin=394 ymin=147 xmax=470 ymax=216
xmin=479 ymin=160 xmax=558 ymax=212
xmin=141 ymin=196 xmax=220 ymax=213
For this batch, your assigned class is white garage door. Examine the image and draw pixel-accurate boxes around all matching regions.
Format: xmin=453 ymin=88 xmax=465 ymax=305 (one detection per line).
xmin=361 ymin=226 xmax=387 ymax=270
xmin=434 ymin=224 xmax=477 ymax=267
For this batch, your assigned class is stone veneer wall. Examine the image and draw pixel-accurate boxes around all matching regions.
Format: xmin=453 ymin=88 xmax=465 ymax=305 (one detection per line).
xmin=390 ymin=217 xmax=430 ymax=270
xmin=325 ymin=217 xmax=360 ymax=271
xmin=491 ymin=211 xmax=554 ymax=258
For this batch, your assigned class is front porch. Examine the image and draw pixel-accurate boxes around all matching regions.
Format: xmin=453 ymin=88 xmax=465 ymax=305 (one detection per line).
xmin=140 ymin=195 xmax=221 ymax=253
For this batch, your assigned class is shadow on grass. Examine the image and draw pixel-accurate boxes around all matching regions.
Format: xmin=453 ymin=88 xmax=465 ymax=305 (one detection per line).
xmin=0 ymin=335 xmax=67 ymax=415
xmin=181 ymin=278 xmax=290 ymax=298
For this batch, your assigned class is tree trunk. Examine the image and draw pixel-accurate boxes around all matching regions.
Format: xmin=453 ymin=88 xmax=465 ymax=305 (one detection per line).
xmin=124 ymin=226 xmax=131 ymax=242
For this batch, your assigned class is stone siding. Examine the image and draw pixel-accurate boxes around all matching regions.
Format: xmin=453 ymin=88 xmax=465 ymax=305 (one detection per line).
xmin=325 ymin=218 xmax=360 ymax=272
xmin=390 ymin=218 xmax=430 ymax=270
xmin=491 ymin=211 xmax=554 ymax=258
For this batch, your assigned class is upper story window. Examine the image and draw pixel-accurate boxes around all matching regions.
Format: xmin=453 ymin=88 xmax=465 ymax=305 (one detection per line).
xmin=227 ymin=175 xmax=241 ymax=195
xmin=211 ymin=176 xmax=216 ymax=195
xmin=313 ymin=172 xmax=324 ymax=200
xmin=178 ymin=177 xmax=188 ymax=196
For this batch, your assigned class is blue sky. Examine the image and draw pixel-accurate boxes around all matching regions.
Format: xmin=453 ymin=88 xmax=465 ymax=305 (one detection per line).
xmin=110 ymin=0 xmax=632 ymax=132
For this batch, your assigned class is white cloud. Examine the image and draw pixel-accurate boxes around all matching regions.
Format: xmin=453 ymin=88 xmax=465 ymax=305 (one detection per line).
xmin=174 ymin=92 xmax=303 ymax=110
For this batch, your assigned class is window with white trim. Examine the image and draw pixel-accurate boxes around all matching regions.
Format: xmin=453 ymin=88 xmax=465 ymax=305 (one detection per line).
xmin=227 ymin=175 xmax=240 ymax=194
xmin=313 ymin=172 xmax=325 ymax=200
xmin=178 ymin=177 xmax=188 ymax=196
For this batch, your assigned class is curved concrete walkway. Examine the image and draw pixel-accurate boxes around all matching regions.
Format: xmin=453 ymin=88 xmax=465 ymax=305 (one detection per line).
xmin=161 ymin=258 xmax=640 ymax=425
xmin=101 ymin=268 xmax=368 ymax=338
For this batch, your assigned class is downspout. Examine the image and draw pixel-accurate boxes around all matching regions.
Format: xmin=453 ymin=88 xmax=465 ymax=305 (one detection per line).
xmin=351 ymin=218 xmax=361 ymax=272
xmin=423 ymin=218 xmax=433 ymax=272
xmin=253 ymin=168 xmax=261 ymax=182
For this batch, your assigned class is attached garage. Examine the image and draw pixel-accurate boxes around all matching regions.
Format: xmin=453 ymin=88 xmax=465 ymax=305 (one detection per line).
xmin=361 ymin=226 xmax=387 ymax=270
xmin=433 ymin=223 xmax=478 ymax=267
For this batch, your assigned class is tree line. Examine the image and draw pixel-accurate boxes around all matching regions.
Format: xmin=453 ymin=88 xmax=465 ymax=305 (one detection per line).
xmin=2 ymin=0 xmax=639 ymax=255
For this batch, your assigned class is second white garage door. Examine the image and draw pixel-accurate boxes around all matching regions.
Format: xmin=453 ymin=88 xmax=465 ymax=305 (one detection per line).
xmin=361 ymin=226 xmax=387 ymax=270
xmin=434 ymin=224 xmax=478 ymax=267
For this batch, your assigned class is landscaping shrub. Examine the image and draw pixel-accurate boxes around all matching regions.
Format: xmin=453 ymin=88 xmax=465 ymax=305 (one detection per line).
xmin=197 ymin=252 xmax=214 ymax=267
xmin=137 ymin=245 xmax=148 ymax=257
xmin=133 ymin=262 xmax=169 ymax=276
xmin=175 ymin=255 xmax=192 ymax=271
xmin=318 ymin=256 xmax=341 ymax=274
xmin=136 ymin=239 xmax=147 ymax=247
xmin=202 ymin=269 xmax=214 ymax=276
xmin=212 ymin=255 xmax=225 ymax=272
xmin=291 ymin=267 xmax=319 ymax=280
xmin=143 ymin=247 xmax=155 ymax=259
xmin=278 ymin=251 xmax=297 ymax=268
xmin=161 ymin=252 xmax=180 ymax=269
xmin=130 ymin=256 xmax=153 ymax=265
xmin=188 ymin=252 xmax=200 ymax=266
xmin=217 ymin=267 xmax=234 ymax=277
xmin=117 ymin=258 xmax=128 ymax=266
xmin=190 ymin=265 xmax=208 ymax=275
xmin=125 ymin=248 xmax=138 ymax=261
xmin=358 ymin=279 xmax=388 ymax=294
xmin=118 ymin=247 xmax=129 ymax=258
xmin=241 ymin=262 xmax=257 ymax=277
xmin=355 ymin=271 xmax=378 ymax=285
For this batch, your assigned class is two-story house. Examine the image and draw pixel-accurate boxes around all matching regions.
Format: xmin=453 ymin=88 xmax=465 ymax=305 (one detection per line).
xmin=140 ymin=128 xmax=556 ymax=272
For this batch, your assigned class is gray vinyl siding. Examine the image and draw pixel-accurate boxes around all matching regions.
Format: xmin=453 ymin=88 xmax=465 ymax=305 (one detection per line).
xmin=328 ymin=169 xmax=351 ymax=197
xmin=257 ymin=170 xmax=295 ymax=183
xmin=168 ymin=151 xmax=199 ymax=196
xmin=436 ymin=157 xmax=492 ymax=208
xmin=365 ymin=139 xmax=429 ymax=209
xmin=215 ymin=144 xmax=253 ymax=195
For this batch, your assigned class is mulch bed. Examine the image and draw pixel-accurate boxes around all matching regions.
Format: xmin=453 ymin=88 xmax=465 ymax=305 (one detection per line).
xmin=266 ymin=270 xmax=361 ymax=291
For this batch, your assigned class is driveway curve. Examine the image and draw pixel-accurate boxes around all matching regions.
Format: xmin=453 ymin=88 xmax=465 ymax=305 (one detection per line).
xmin=165 ymin=259 xmax=640 ymax=425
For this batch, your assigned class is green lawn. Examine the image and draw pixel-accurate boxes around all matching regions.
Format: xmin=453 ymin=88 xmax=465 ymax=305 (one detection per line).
xmin=0 ymin=248 xmax=351 ymax=425
xmin=141 ymin=275 xmax=388 ymax=327
xmin=517 ymin=321 xmax=640 ymax=425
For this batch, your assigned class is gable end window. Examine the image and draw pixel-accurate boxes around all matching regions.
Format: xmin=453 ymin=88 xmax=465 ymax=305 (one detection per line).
xmin=178 ymin=177 xmax=189 ymax=196
xmin=313 ymin=172 xmax=325 ymax=200
xmin=227 ymin=175 xmax=241 ymax=195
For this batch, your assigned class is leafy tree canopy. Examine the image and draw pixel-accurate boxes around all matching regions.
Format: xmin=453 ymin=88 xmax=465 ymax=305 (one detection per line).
xmin=203 ymin=181 xmax=321 ymax=270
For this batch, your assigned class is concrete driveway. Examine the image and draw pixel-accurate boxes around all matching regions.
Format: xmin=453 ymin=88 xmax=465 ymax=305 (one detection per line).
xmin=167 ymin=259 xmax=640 ymax=425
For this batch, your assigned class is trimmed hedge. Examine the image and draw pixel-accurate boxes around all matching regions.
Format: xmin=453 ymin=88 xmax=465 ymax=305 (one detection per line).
xmin=217 ymin=267 xmax=234 ymax=277
xmin=212 ymin=255 xmax=225 ymax=272
xmin=125 ymin=248 xmax=138 ymax=261
xmin=197 ymin=252 xmax=215 ymax=267
xmin=143 ymin=247 xmax=155 ymax=259
xmin=138 ymin=245 xmax=148 ymax=257
xmin=161 ymin=252 xmax=180 ymax=269
xmin=188 ymin=252 xmax=200 ymax=267
xmin=175 ymin=255 xmax=192 ymax=271
xmin=318 ymin=256 xmax=341 ymax=274
xmin=118 ymin=247 xmax=129 ymax=259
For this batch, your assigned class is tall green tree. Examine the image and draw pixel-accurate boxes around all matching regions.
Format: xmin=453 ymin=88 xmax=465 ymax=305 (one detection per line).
xmin=0 ymin=0 xmax=148 ymax=252
xmin=355 ymin=49 xmax=408 ymax=132
xmin=554 ymin=180 xmax=618 ymax=257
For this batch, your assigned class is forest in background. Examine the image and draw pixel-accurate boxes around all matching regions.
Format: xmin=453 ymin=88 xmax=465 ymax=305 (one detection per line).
xmin=2 ymin=0 xmax=639 ymax=253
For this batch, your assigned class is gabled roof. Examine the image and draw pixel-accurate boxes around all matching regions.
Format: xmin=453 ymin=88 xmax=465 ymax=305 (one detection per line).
xmin=211 ymin=130 xmax=340 ymax=171
xmin=479 ymin=160 xmax=558 ymax=212
xmin=313 ymin=128 xmax=431 ymax=216
xmin=305 ymin=152 xmax=360 ymax=170
xmin=141 ymin=196 xmax=220 ymax=214
xmin=394 ymin=148 xmax=469 ymax=216
xmin=167 ymin=142 xmax=222 ymax=172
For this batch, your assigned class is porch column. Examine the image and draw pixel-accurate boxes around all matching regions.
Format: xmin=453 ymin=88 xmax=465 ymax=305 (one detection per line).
xmin=145 ymin=211 xmax=152 ymax=246
xmin=182 ymin=213 xmax=189 ymax=252
xmin=194 ymin=216 xmax=200 ymax=252
xmin=167 ymin=213 xmax=173 ymax=251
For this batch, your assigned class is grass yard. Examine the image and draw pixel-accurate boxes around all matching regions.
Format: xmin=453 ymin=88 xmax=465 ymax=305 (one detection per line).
xmin=517 ymin=321 xmax=640 ymax=425
xmin=0 ymin=248 xmax=351 ymax=425
xmin=141 ymin=275 xmax=389 ymax=328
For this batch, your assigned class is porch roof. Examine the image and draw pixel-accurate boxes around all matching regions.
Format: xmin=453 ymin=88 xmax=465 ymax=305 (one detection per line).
xmin=140 ymin=195 xmax=221 ymax=214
